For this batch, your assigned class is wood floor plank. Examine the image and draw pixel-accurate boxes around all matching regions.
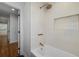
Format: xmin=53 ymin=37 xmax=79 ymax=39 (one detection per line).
xmin=0 ymin=35 xmax=18 ymax=57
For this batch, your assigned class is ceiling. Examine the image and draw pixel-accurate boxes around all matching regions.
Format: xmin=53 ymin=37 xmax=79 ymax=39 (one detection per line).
xmin=0 ymin=3 xmax=18 ymax=17
xmin=0 ymin=3 xmax=18 ymax=24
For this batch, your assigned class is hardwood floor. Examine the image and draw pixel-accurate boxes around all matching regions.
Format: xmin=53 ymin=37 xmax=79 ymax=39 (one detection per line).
xmin=0 ymin=35 xmax=9 ymax=57
xmin=0 ymin=47 xmax=9 ymax=57
xmin=0 ymin=35 xmax=18 ymax=57
xmin=9 ymin=42 xmax=18 ymax=57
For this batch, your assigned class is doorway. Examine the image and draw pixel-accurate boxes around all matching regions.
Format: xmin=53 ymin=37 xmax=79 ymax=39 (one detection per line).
xmin=0 ymin=3 xmax=20 ymax=57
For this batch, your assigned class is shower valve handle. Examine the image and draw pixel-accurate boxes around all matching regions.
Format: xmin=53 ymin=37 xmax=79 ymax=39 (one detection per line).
xmin=40 ymin=42 xmax=44 ymax=46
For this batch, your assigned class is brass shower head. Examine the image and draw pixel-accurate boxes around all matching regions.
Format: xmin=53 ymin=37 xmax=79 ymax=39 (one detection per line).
xmin=46 ymin=4 xmax=52 ymax=9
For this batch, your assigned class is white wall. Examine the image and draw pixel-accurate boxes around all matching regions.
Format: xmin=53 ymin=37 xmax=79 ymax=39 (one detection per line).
xmin=23 ymin=3 xmax=31 ymax=56
xmin=31 ymin=2 xmax=48 ymax=50
xmin=9 ymin=13 xmax=18 ymax=43
xmin=0 ymin=23 xmax=7 ymax=35
xmin=45 ymin=2 xmax=79 ymax=56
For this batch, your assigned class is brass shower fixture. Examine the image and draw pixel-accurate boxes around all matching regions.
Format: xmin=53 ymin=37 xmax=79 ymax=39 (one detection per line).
xmin=40 ymin=3 xmax=52 ymax=9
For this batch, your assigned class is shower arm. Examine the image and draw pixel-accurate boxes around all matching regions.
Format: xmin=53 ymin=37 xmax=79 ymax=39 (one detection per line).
xmin=40 ymin=4 xmax=47 ymax=9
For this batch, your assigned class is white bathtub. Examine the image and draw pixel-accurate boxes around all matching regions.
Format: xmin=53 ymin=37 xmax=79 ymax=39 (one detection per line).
xmin=31 ymin=45 xmax=76 ymax=57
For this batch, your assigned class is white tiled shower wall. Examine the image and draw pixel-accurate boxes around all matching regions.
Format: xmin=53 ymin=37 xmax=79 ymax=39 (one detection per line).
xmin=45 ymin=2 xmax=79 ymax=56
xmin=31 ymin=2 xmax=79 ymax=56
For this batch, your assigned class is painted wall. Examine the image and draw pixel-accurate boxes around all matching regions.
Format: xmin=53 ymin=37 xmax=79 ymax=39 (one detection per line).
xmin=9 ymin=13 xmax=18 ymax=43
xmin=23 ymin=3 xmax=31 ymax=56
xmin=0 ymin=23 xmax=7 ymax=35
xmin=45 ymin=2 xmax=79 ymax=56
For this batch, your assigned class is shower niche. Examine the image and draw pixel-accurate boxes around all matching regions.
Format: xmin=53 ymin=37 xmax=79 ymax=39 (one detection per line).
xmin=54 ymin=14 xmax=79 ymax=56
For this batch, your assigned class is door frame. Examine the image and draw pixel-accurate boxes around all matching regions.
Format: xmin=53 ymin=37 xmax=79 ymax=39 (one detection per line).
xmin=2 ymin=2 xmax=21 ymax=55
